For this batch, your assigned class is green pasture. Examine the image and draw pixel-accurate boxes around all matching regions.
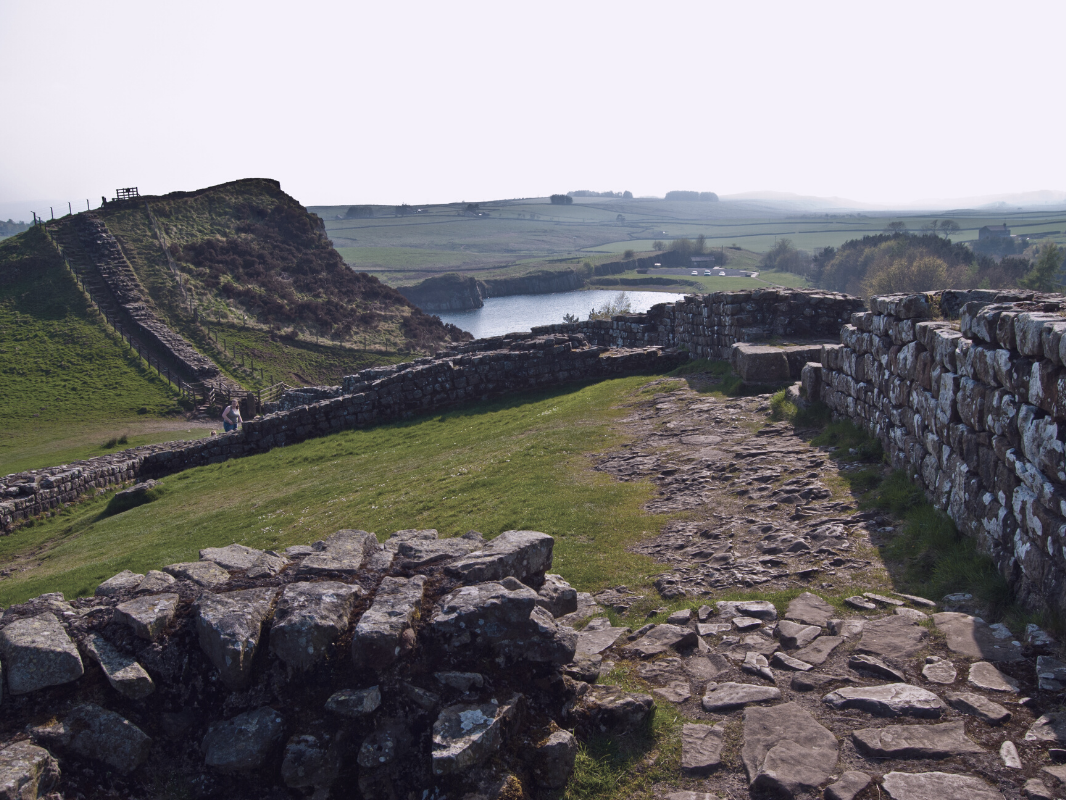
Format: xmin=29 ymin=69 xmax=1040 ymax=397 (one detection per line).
xmin=0 ymin=229 xmax=191 ymax=475
xmin=0 ymin=376 xmax=679 ymax=606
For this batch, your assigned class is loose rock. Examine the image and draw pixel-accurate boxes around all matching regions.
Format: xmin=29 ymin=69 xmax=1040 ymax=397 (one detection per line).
xmin=1026 ymin=713 xmax=1066 ymax=744
xmin=621 ymin=624 xmax=697 ymax=658
xmin=432 ymin=696 xmax=519 ymax=775
xmin=856 ymin=616 xmax=927 ymax=659
xmin=793 ymin=635 xmax=842 ymax=665
xmin=35 ymin=703 xmax=151 ymax=775
xmin=196 ymin=587 xmax=277 ymax=689
xmin=533 ymin=730 xmax=578 ymax=790
xmin=575 ymin=685 xmax=655 ymax=734
xmin=537 ymin=574 xmax=579 ymax=618
xmin=83 ymin=632 xmax=154 ymax=700
xmin=947 ymin=692 xmax=1011 ymax=725
xmin=1000 ymin=740 xmax=1022 ymax=769
xmin=933 ymin=612 xmax=1024 ymax=662
xmin=881 ymin=771 xmax=1004 ymax=800
xmin=681 ymin=723 xmax=725 ymax=775
xmin=777 ymin=620 xmax=821 ymax=649
xmin=0 ymin=741 xmax=60 ymax=799
xmin=297 ymin=529 xmax=383 ymax=577
xmin=849 ymin=654 xmax=906 ymax=682
xmin=717 ymin=600 xmax=777 ymax=621
xmin=702 ymin=682 xmax=781 ymax=711
xmin=114 ymin=593 xmax=179 ymax=641
xmin=826 ymin=771 xmax=872 ymax=800
xmin=94 ymin=569 xmax=144 ymax=596
xmin=968 ymin=661 xmax=1019 ymax=693
xmin=163 ymin=560 xmax=231 ymax=587
xmin=445 ymin=530 xmax=553 ymax=585
xmin=852 ymin=721 xmax=983 ymax=758
xmin=823 ymin=684 xmax=945 ymax=718
xmin=742 ymin=701 xmax=838 ymax=798
xmin=202 ymin=707 xmax=285 ymax=772
xmin=352 ymin=575 xmax=426 ymax=670
xmin=785 ymin=592 xmax=834 ymax=627
xmin=922 ymin=656 xmax=957 ymax=684
xmin=0 ymin=613 xmax=84 ymax=695
xmin=271 ymin=581 xmax=360 ymax=671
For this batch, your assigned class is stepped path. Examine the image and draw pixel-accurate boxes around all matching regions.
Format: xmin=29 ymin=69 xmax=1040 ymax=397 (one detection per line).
xmin=47 ymin=213 xmax=239 ymax=394
xmin=567 ymin=375 xmax=1063 ymax=800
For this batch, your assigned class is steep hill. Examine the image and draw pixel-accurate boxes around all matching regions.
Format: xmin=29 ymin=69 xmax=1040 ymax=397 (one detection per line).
xmin=0 ymin=227 xmax=203 ymax=474
xmin=81 ymin=179 xmax=468 ymax=387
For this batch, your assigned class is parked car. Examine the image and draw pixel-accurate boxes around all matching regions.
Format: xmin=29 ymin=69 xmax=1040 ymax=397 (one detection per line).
xmin=691 ymin=270 xmax=699 ymax=275
xmin=704 ymin=270 xmax=712 ymax=275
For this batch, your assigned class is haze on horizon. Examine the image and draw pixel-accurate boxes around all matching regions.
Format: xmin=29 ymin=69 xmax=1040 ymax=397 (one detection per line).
xmin=2 ymin=0 xmax=1063 ymax=217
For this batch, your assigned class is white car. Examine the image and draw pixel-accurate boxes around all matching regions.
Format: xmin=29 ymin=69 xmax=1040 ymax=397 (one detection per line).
xmin=704 ymin=270 xmax=712 ymax=275
xmin=691 ymin=270 xmax=699 ymax=275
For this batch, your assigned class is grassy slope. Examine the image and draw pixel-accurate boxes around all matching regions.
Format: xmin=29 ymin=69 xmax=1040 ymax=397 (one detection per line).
xmin=0 ymin=228 xmax=193 ymax=474
xmin=0 ymin=376 xmax=674 ymax=605
xmin=97 ymin=181 xmax=437 ymax=388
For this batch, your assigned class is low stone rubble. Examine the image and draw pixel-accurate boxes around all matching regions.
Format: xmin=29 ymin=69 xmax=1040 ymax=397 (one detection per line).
xmin=0 ymin=529 xmax=590 ymax=798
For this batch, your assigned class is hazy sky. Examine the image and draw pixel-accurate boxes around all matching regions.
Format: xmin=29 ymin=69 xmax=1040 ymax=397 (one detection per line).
xmin=2 ymin=0 xmax=1063 ymax=215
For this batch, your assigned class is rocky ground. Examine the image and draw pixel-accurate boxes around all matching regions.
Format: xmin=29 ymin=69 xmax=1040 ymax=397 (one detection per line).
xmin=564 ymin=375 xmax=1066 ymax=800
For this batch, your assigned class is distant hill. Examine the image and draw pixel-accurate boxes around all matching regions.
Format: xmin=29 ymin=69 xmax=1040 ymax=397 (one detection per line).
xmin=85 ymin=178 xmax=468 ymax=386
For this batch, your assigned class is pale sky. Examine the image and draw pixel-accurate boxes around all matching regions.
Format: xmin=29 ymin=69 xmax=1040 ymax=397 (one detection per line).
xmin=2 ymin=0 xmax=1064 ymax=216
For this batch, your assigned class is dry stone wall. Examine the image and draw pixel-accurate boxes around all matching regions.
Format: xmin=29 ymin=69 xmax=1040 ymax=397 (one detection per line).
xmin=532 ymin=288 xmax=863 ymax=358
xmin=1 ymin=334 xmax=681 ymax=533
xmin=807 ymin=289 xmax=1066 ymax=614
xmin=0 ymin=529 xmax=596 ymax=798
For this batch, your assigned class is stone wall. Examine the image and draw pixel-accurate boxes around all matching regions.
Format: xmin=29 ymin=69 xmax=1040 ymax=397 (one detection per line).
xmin=1 ymin=334 xmax=681 ymax=532
xmin=806 ymin=289 xmax=1066 ymax=613
xmin=0 ymin=529 xmax=602 ymax=798
xmin=532 ymin=288 xmax=864 ymax=359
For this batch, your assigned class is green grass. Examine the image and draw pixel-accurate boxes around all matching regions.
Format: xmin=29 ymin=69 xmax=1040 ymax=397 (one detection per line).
xmin=0 ymin=376 xmax=679 ymax=606
xmin=0 ymin=228 xmax=189 ymax=475
xmin=866 ymin=470 xmax=1014 ymax=617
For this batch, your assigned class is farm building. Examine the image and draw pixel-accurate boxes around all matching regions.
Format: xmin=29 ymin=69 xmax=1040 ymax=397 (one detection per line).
xmin=979 ymin=224 xmax=1011 ymax=240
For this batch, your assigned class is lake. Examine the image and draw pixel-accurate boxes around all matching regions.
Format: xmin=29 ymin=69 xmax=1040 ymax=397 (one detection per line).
xmin=437 ymin=289 xmax=687 ymax=339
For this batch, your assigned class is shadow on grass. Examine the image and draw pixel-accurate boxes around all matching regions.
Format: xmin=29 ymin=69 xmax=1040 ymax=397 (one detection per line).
xmin=667 ymin=358 xmax=788 ymax=397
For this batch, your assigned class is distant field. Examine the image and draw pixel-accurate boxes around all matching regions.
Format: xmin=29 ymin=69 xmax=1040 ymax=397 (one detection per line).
xmin=314 ymin=198 xmax=1066 ymax=291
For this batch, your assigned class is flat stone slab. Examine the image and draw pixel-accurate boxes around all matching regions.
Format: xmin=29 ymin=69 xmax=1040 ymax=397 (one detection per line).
xmin=681 ymin=723 xmax=725 ymax=775
xmin=297 ymin=529 xmax=382 ymax=576
xmin=922 ymin=657 xmax=958 ymax=684
xmin=717 ymin=600 xmax=777 ymax=621
xmin=114 ymin=593 xmax=179 ymax=641
xmin=968 ymin=661 xmax=1019 ymax=692
xmin=654 ymin=681 xmax=692 ymax=704
xmin=894 ymin=592 xmax=937 ymax=608
xmin=246 ymin=552 xmax=289 ymax=579
xmin=852 ymin=721 xmax=983 ymax=758
xmin=352 ymin=575 xmax=426 ymax=670
xmin=1024 ymin=778 xmax=1054 ymax=800
xmin=388 ymin=529 xmax=482 ymax=570
xmin=1043 ymin=765 xmax=1066 ymax=788
xmin=95 ymin=569 xmax=144 ymax=596
xmin=576 ymin=685 xmax=655 ymax=734
xmin=856 ymin=616 xmax=927 ymax=659
xmin=824 ymin=684 xmax=945 ymax=718
xmin=793 ymin=635 xmax=842 ymax=665
xmin=138 ymin=570 xmax=177 ymax=593
xmin=732 ymin=344 xmax=791 ymax=383
xmin=777 ymin=620 xmax=820 ymax=650
xmin=865 ymin=592 xmax=904 ymax=606
xmin=826 ymin=771 xmax=872 ymax=800
xmin=576 ymin=626 xmax=627 ymax=655
xmin=932 ymin=612 xmax=1024 ymax=662
xmin=881 ymin=771 xmax=1004 ymax=800
xmin=197 ymin=587 xmax=277 ymax=689
xmin=733 ymin=615 xmax=763 ymax=631
xmin=772 ymin=652 xmax=813 ymax=671
xmin=621 ymin=624 xmax=698 ymax=658
xmin=785 ymin=592 xmax=834 ymax=627
xmin=849 ymin=654 xmax=906 ymax=682
xmin=83 ymin=632 xmax=154 ymax=700
xmin=445 ymin=530 xmax=553 ymax=584
xmin=325 ymin=686 xmax=381 ymax=717
xmin=432 ymin=696 xmax=519 ymax=775
xmin=845 ymin=596 xmax=877 ymax=611
xmin=829 ymin=618 xmax=865 ymax=638
xmin=702 ymin=682 xmax=781 ymax=711
xmin=199 ymin=543 xmax=264 ymax=570
xmin=697 ymin=622 xmax=732 ymax=636
xmin=743 ymin=701 xmax=838 ymax=797
xmin=163 ymin=560 xmax=231 ymax=587
xmin=0 ymin=612 xmax=84 ymax=694
xmin=947 ymin=692 xmax=1011 ymax=725
xmin=0 ymin=741 xmax=60 ymax=798
xmin=202 ymin=707 xmax=285 ymax=772
xmin=270 ymin=581 xmax=361 ymax=671
xmin=1026 ymin=713 xmax=1066 ymax=744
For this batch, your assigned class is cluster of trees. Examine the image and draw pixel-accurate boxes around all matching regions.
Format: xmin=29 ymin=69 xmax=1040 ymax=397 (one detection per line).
xmin=0 ymin=219 xmax=30 ymax=237
xmin=664 ymin=191 xmax=719 ymax=201
xmin=344 ymin=206 xmax=373 ymax=219
xmin=567 ymin=190 xmax=633 ymax=199
xmin=549 ymin=194 xmax=573 ymax=205
xmin=803 ymin=232 xmax=1063 ymax=296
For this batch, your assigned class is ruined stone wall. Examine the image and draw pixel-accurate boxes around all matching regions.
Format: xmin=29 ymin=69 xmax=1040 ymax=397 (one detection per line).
xmin=808 ymin=290 xmax=1066 ymax=613
xmin=531 ymin=288 xmax=863 ymax=358
xmin=1 ymin=335 xmax=681 ymax=532
xmin=0 ymin=529 xmax=593 ymax=799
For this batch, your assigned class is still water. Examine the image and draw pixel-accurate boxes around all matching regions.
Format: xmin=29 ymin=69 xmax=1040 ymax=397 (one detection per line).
xmin=437 ymin=290 xmax=686 ymax=339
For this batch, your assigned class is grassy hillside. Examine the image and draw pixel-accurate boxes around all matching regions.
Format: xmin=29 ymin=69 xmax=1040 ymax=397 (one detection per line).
xmin=0 ymin=375 xmax=673 ymax=606
xmin=0 ymin=227 xmax=211 ymax=475
xmin=89 ymin=179 xmax=466 ymax=388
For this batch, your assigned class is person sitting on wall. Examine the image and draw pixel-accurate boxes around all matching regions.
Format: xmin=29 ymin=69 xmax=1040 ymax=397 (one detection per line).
xmin=221 ymin=401 xmax=242 ymax=432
